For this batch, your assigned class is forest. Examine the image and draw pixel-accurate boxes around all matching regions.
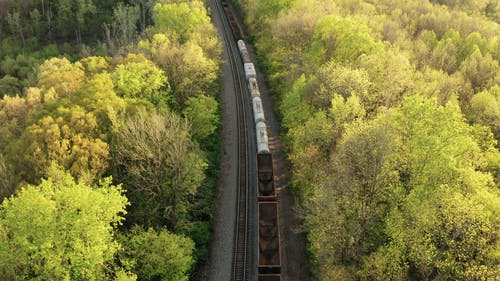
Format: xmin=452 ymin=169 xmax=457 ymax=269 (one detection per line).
xmin=0 ymin=0 xmax=221 ymax=280
xmin=234 ymin=0 xmax=499 ymax=280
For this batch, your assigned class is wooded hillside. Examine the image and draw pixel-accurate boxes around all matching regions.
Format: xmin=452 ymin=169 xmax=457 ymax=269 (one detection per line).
xmin=235 ymin=0 xmax=499 ymax=279
xmin=0 ymin=1 xmax=221 ymax=280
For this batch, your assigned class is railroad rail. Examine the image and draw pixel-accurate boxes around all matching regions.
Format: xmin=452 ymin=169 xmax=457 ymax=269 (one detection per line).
xmin=212 ymin=0 xmax=255 ymax=280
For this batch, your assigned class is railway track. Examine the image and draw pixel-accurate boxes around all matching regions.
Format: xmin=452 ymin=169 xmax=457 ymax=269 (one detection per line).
xmin=211 ymin=0 xmax=255 ymax=280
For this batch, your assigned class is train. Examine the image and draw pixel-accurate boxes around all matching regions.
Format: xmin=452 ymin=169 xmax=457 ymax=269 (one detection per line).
xmin=238 ymin=38 xmax=281 ymax=281
xmin=221 ymin=1 xmax=281 ymax=279
xmin=237 ymin=29 xmax=281 ymax=281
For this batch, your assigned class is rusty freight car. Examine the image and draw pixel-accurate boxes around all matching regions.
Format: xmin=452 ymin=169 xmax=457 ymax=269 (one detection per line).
xmin=258 ymin=202 xmax=281 ymax=281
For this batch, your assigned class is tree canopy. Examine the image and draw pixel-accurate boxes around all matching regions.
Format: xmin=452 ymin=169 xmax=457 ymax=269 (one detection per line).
xmin=0 ymin=0 xmax=221 ymax=279
xmin=236 ymin=0 xmax=500 ymax=279
xmin=0 ymin=166 xmax=130 ymax=280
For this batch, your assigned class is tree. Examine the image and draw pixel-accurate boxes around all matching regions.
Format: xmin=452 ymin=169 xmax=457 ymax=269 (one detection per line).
xmin=0 ymin=166 xmax=132 ymax=280
xmin=79 ymin=56 xmax=111 ymax=75
xmin=0 ymin=75 xmax=22 ymax=97
xmin=0 ymin=88 xmax=43 ymax=154
xmin=74 ymin=72 xmax=126 ymax=135
xmin=151 ymin=1 xmax=211 ymax=42
xmin=468 ymin=86 xmax=500 ymax=138
xmin=280 ymin=74 xmax=314 ymax=131
xmin=288 ymin=111 xmax=334 ymax=189
xmin=430 ymin=29 xmax=461 ymax=74
xmin=306 ymin=15 xmax=384 ymax=65
xmin=378 ymin=180 xmax=499 ymax=280
xmin=183 ymin=95 xmax=219 ymax=143
xmin=260 ymin=0 xmax=336 ymax=89
xmin=161 ymin=42 xmax=217 ymax=105
xmin=305 ymin=96 xmax=499 ymax=280
xmin=138 ymin=35 xmax=217 ymax=106
xmin=6 ymin=10 xmax=25 ymax=47
xmin=305 ymin=117 xmax=398 ymax=278
xmin=37 ymin=57 xmax=85 ymax=99
xmin=1 ymin=54 xmax=41 ymax=81
xmin=0 ymin=154 xmax=15 ymax=201
xmin=112 ymin=109 xmax=206 ymax=229
xmin=111 ymin=54 xmax=169 ymax=102
xmin=119 ymin=226 xmax=194 ymax=281
xmin=130 ymin=0 xmax=156 ymax=31
xmin=112 ymin=3 xmax=140 ymax=47
xmin=359 ymin=49 xmax=415 ymax=111
xmin=56 ymin=0 xmax=96 ymax=43
xmin=306 ymin=61 xmax=371 ymax=110
xmin=460 ymin=46 xmax=500 ymax=92
xmin=17 ymin=106 xmax=109 ymax=184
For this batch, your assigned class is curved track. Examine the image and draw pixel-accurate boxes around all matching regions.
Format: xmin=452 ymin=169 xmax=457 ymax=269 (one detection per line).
xmin=211 ymin=0 xmax=256 ymax=280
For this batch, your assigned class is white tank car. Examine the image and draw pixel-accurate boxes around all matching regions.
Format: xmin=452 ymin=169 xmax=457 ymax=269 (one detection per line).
xmin=252 ymin=96 xmax=265 ymax=123
xmin=256 ymin=121 xmax=270 ymax=153
xmin=237 ymin=40 xmax=251 ymax=62
xmin=248 ymin=77 xmax=260 ymax=98
xmin=237 ymin=40 xmax=247 ymax=53
xmin=244 ymin=63 xmax=256 ymax=79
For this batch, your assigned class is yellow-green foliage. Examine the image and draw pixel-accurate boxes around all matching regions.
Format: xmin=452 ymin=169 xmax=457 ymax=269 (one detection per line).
xmin=236 ymin=0 xmax=500 ymax=279
xmin=0 ymin=166 xmax=131 ymax=280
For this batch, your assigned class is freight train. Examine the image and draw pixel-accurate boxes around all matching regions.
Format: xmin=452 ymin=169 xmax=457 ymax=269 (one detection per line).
xmin=231 ymin=8 xmax=281 ymax=281
xmin=238 ymin=38 xmax=281 ymax=281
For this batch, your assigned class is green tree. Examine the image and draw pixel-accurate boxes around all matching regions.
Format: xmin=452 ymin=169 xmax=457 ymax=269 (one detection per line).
xmin=306 ymin=61 xmax=371 ymax=110
xmin=79 ymin=56 xmax=111 ymax=75
xmin=0 ymin=154 xmax=15 ymax=201
xmin=288 ymin=111 xmax=334 ymax=189
xmin=305 ymin=97 xmax=499 ymax=280
xmin=306 ymin=15 xmax=384 ymax=65
xmin=359 ymin=49 xmax=415 ymax=111
xmin=430 ymin=29 xmax=461 ymax=73
xmin=120 ymin=226 xmax=194 ymax=281
xmin=183 ymin=95 xmax=219 ymax=143
xmin=111 ymin=54 xmax=168 ymax=102
xmin=139 ymin=35 xmax=217 ymax=106
xmin=258 ymin=0 xmax=336 ymax=89
xmin=279 ymin=74 xmax=315 ymax=131
xmin=460 ymin=46 xmax=500 ymax=92
xmin=0 ymin=75 xmax=22 ymax=97
xmin=151 ymin=1 xmax=211 ymax=42
xmin=6 ymin=10 xmax=25 ymax=47
xmin=0 ymin=166 xmax=132 ymax=280
xmin=469 ymin=86 xmax=500 ymax=138
xmin=112 ymin=109 xmax=206 ymax=229
xmin=74 ymin=72 xmax=126 ymax=135
xmin=130 ymin=0 xmax=156 ymax=31
xmin=112 ymin=3 xmax=140 ymax=47
xmin=306 ymin=117 xmax=398 ymax=278
xmin=0 ymin=88 xmax=43 ymax=154
xmin=37 ymin=57 xmax=85 ymax=99
xmin=57 ymin=0 xmax=96 ymax=43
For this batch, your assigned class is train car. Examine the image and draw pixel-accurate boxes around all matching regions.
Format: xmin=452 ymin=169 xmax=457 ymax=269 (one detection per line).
xmin=244 ymin=63 xmax=256 ymax=79
xmin=252 ymin=96 xmax=266 ymax=124
xmin=223 ymin=0 xmax=244 ymax=40
xmin=257 ymin=152 xmax=275 ymax=199
xmin=258 ymin=202 xmax=281 ymax=280
xmin=237 ymin=39 xmax=247 ymax=53
xmin=248 ymin=77 xmax=260 ymax=98
xmin=256 ymin=121 xmax=270 ymax=154
xmin=237 ymin=39 xmax=251 ymax=62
